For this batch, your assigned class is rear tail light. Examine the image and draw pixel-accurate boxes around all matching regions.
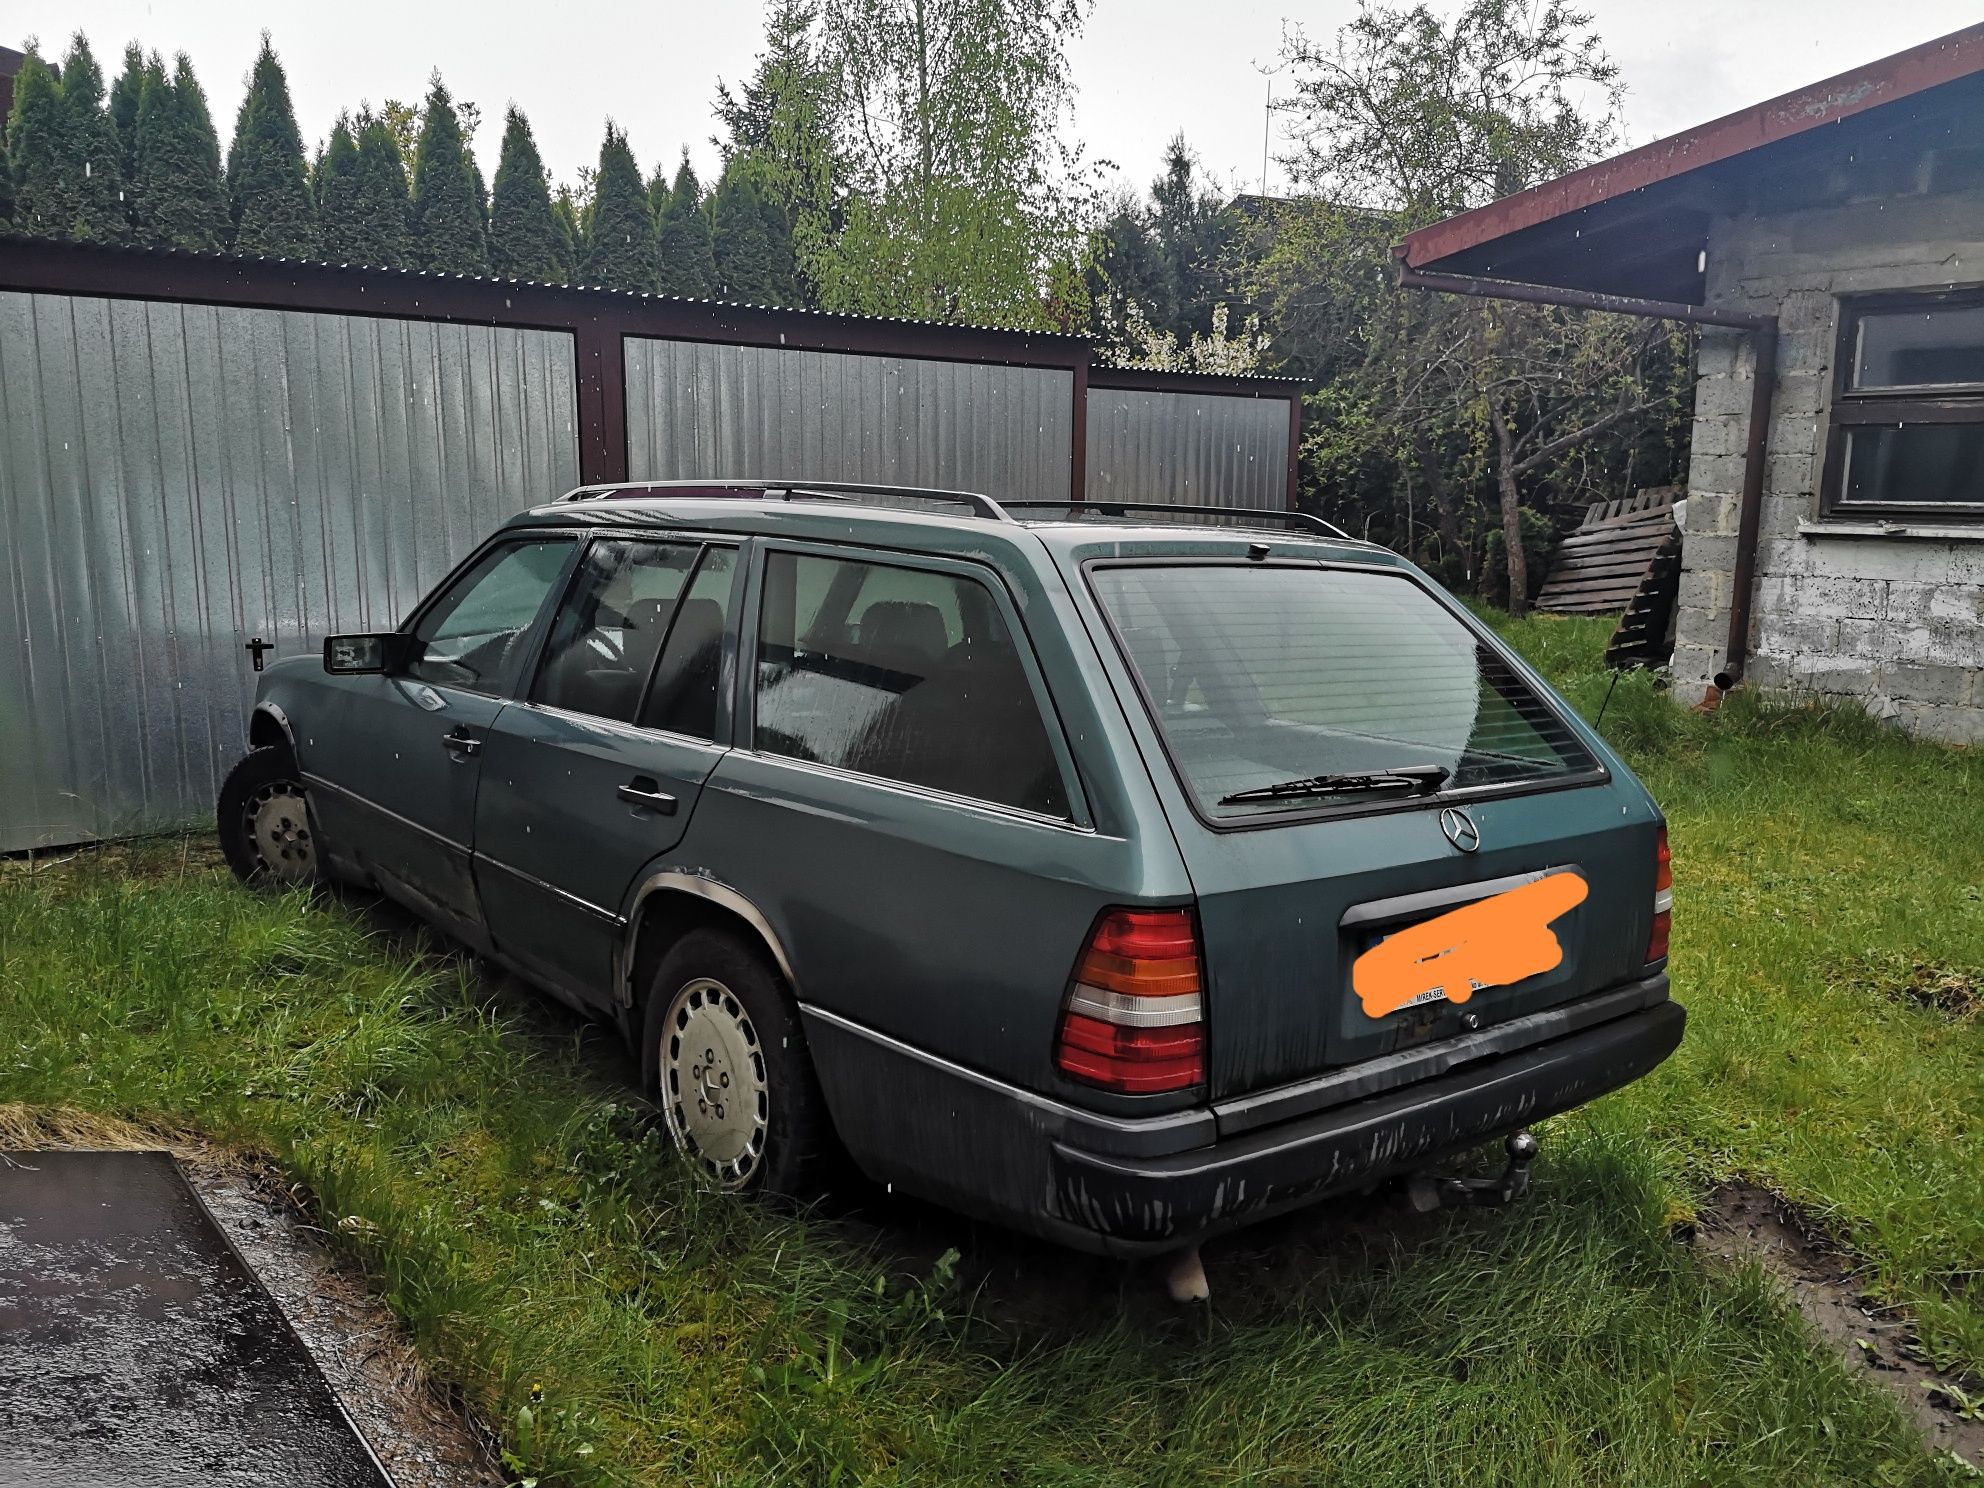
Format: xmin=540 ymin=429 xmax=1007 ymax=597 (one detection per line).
xmin=1647 ymin=826 xmax=1672 ymax=964
xmin=1054 ymin=908 xmax=1205 ymax=1094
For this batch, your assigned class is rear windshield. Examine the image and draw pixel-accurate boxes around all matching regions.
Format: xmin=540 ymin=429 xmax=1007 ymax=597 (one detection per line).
xmin=1088 ymin=563 xmax=1600 ymax=820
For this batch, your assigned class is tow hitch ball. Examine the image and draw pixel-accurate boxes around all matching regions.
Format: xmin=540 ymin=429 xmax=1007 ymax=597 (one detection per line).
xmin=1405 ymin=1130 xmax=1539 ymax=1213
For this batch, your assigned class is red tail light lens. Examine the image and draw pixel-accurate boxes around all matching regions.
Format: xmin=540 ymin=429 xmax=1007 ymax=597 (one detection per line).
xmin=1647 ymin=826 xmax=1672 ymax=964
xmin=1055 ymin=908 xmax=1205 ymax=1094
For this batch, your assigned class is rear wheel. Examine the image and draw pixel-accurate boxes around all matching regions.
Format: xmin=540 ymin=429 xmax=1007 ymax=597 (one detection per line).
xmin=217 ymin=746 xmax=320 ymax=887
xmin=641 ymin=927 xmax=831 ymax=1197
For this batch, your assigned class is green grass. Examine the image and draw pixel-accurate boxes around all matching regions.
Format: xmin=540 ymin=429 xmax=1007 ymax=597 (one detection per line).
xmin=1 ymin=615 xmax=1978 ymax=1486
xmin=1481 ymin=612 xmax=1984 ymax=1379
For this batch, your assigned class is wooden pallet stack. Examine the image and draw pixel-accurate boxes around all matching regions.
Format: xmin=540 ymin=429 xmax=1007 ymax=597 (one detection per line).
xmin=1534 ymin=488 xmax=1680 ymax=614
xmin=1602 ymin=525 xmax=1685 ymax=670
xmin=1534 ymin=487 xmax=1684 ymax=669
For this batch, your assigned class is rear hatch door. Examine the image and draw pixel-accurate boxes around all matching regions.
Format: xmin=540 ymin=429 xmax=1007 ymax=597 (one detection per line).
xmin=1083 ymin=554 xmax=1662 ymax=1100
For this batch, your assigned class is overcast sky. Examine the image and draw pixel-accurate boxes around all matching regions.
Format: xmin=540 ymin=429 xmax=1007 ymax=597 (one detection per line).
xmin=14 ymin=1 xmax=1981 ymax=198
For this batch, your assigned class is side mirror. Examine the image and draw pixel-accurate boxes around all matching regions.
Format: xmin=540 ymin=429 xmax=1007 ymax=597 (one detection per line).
xmin=323 ymin=632 xmax=408 ymax=674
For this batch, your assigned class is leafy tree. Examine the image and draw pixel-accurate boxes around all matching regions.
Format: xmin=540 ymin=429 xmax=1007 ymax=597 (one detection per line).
xmin=318 ymin=109 xmax=414 ymax=267
xmin=715 ymin=0 xmax=843 ymax=303
xmin=1279 ymin=0 xmax=1619 ymax=219
xmin=6 ymin=52 xmax=70 ymax=236
xmin=489 ymin=106 xmax=566 ymax=281
xmin=225 ymin=35 xmax=317 ymax=257
xmin=1253 ymin=0 xmax=1687 ymax=612
xmin=809 ymin=0 xmax=1100 ymax=328
xmin=655 ymin=156 xmax=717 ymax=298
xmin=58 ymin=34 xmax=130 ymax=243
xmin=0 ymin=116 xmax=12 ymax=226
xmin=1113 ymin=302 xmax=1271 ymax=375
xmin=579 ymin=122 xmax=655 ymax=291
xmin=130 ymin=54 xmax=228 ymax=251
xmin=409 ymin=77 xmax=488 ymax=274
xmin=375 ymin=92 xmax=479 ymax=175
xmin=108 ymin=42 xmax=154 ymax=184
xmin=377 ymin=98 xmax=420 ymax=170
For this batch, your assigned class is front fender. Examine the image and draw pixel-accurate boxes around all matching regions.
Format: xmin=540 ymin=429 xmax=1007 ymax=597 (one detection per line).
xmin=248 ymin=656 xmax=324 ymax=766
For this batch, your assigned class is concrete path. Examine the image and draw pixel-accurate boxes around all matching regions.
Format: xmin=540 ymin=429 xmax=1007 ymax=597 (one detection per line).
xmin=0 ymin=1150 xmax=393 ymax=1487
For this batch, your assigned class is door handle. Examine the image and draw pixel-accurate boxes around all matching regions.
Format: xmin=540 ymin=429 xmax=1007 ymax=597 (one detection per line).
xmin=441 ymin=728 xmax=481 ymax=757
xmin=617 ymin=779 xmax=679 ymax=815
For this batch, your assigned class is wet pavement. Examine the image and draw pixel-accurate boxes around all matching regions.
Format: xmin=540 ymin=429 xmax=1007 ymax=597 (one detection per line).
xmin=0 ymin=1151 xmax=393 ymax=1487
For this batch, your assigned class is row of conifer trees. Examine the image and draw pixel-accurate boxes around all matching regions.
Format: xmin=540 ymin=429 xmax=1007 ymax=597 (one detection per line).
xmin=1 ymin=33 xmax=800 ymax=304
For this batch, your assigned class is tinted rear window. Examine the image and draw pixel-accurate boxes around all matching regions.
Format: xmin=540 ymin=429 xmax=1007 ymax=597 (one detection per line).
xmin=1089 ymin=564 xmax=1599 ymax=820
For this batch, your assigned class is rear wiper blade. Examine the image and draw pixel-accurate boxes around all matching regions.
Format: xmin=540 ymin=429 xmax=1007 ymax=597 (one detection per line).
xmin=1219 ymin=763 xmax=1450 ymax=806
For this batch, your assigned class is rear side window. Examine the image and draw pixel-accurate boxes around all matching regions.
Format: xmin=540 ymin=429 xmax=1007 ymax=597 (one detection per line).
xmin=1089 ymin=564 xmax=1599 ymax=820
xmin=753 ymin=552 xmax=1069 ymax=818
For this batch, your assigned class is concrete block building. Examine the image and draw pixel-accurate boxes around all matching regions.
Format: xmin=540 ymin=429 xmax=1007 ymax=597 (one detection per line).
xmin=1395 ymin=25 xmax=1984 ymax=743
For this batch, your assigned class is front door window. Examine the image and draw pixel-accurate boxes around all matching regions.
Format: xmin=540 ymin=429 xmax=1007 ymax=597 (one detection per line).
xmin=406 ymin=538 xmax=574 ymax=694
xmin=529 ymin=540 xmax=739 ymax=738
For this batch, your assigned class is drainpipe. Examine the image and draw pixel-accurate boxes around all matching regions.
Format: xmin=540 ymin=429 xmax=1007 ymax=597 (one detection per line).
xmin=1394 ymin=264 xmax=1778 ymax=693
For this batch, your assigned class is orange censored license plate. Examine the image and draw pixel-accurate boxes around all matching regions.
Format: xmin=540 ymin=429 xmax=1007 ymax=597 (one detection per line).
xmin=1351 ymin=872 xmax=1589 ymax=1021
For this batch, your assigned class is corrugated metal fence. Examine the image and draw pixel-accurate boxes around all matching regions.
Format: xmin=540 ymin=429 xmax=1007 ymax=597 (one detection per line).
xmin=625 ymin=338 xmax=1074 ymax=501
xmin=0 ymin=291 xmax=578 ymax=848
xmin=0 ymin=241 xmax=1301 ymax=850
xmin=1085 ymin=387 xmax=1292 ymax=510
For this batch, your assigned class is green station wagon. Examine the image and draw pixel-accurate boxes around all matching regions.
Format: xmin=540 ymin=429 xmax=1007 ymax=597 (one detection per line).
xmin=219 ymin=482 xmax=1683 ymax=1256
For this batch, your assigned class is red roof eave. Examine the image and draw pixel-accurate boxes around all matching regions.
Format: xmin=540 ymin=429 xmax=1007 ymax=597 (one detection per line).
xmin=1396 ymin=22 xmax=1984 ymax=270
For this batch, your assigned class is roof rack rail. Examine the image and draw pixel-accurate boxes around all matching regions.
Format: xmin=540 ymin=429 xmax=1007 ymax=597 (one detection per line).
xmin=773 ymin=480 xmax=1013 ymax=521
xmin=1000 ymin=500 xmax=1352 ymax=540
xmin=558 ymin=478 xmax=1013 ymax=522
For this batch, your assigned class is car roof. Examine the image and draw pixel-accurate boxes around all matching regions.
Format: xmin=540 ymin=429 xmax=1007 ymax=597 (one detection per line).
xmin=505 ymin=480 xmax=1403 ymax=567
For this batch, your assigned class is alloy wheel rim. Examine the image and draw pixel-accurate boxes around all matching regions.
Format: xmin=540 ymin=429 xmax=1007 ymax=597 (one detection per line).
xmin=244 ymin=783 xmax=316 ymax=882
xmin=660 ymin=977 xmax=770 ymax=1190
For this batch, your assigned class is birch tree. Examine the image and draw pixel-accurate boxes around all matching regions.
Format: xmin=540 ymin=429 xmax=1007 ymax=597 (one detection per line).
xmin=808 ymin=0 xmax=1099 ymax=329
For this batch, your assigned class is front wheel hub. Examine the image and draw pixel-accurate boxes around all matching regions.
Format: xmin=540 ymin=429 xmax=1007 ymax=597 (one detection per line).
xmin=660 ymin=978 xmax=769 ymax=1189
xmin=245 ymin=783 xmax=316 ymax=882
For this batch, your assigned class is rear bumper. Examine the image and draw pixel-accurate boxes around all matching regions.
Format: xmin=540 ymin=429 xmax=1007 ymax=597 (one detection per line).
xmin=1050 ymin=999 xmax=1685 ymax=1247
xmin=800 ymin=977 xmax=1683 ymax=1257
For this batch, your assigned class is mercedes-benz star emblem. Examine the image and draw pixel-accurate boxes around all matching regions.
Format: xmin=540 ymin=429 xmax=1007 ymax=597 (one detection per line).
xmin=1440 ymin=806 xmax=1481 ymax=853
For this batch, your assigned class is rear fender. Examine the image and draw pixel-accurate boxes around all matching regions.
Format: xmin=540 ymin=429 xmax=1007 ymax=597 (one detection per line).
xmin=616 ymin=868 xmax=798 ymax=1011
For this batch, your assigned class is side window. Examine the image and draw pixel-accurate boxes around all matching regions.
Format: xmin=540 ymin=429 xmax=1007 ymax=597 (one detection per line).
xmin=533 ymin=540 xmax=699 ymax=723
xmin=638 ymin=547 xmax=737 ymax=740
xmin=407 ymin=537 xmax=573 ymax=694
xmin=1822 ymin=291 xmax=1984 ymax=519
xmin=754 ymin=551 xmax=1069 ymax=817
